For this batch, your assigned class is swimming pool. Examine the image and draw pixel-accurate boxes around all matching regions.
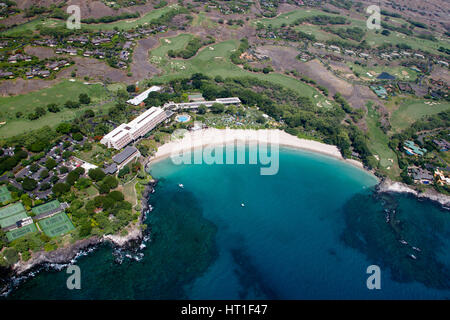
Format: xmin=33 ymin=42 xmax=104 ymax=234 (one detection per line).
xmin=176 ymin=115 xmax=190 ymax=123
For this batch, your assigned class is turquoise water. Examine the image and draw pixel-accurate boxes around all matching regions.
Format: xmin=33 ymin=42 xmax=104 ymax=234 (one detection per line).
xmin=5 ymin=147 xmax=450 ymax=299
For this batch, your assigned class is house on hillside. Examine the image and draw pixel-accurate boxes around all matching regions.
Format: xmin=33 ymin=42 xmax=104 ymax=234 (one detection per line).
xmin=403 ymin=140 xmax=427 ymax=156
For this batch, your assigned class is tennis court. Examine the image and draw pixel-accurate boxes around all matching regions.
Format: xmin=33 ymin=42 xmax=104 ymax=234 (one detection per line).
xmin=0 ymin=212 xmax=28 ymax=228
xmin=0 ymin=185 xmax=12 ymax=202
xmin=0 ymin=203 xmax=25 ymax=219
xmin=39 ymin=212 xmax=74 ymax=237
xmin=0 ymin=203 xmax=27 ymax=228
xmin=6 ymin=223 xmax=38 ymax=241
xmin=32 ymin=200 xmax=61 ymax=216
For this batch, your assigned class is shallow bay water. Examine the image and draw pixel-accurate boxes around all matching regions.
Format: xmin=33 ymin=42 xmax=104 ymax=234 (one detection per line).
xmin=6 ymin=147 xmax=450 ymax=299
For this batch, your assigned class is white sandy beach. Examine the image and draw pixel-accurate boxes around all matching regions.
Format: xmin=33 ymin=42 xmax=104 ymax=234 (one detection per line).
xmin=151 ymin=128 xmax=367 ymax=171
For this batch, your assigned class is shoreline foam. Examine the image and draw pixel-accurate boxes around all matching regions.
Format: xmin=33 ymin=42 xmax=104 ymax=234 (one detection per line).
xmin=148 ymin=128 xmax=376 ymax=179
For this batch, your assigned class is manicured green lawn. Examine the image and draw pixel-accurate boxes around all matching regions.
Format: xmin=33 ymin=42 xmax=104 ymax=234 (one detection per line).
xmin=74 ymin=143 xmax=113 ymax=165
xmin=346 ymin=62 xmax=419 ymax=82
xmin=390 ymin=99 xmax=450 ymax=132
xmin=123 ymin=179 xmax=138 ymax=207
xmin=82 ymin=4 xmax=179 ymax=31
xmin=107 ymin=83 xmax=126 ymax=92
xmin=366 ymin=103 xmax=400 ymax=177
xmin=254 ymin=9 xmax=333 ymax=28
xmin=85 ymin=186 xmax=99 ymax=197
xmin=0 ymin=80 xmax=111 ymax=138
xmin=149 ymin=33 xmax=194 ymax=61
xmin=3 ymin=18 xmax=64 ymax=36
xmin=293 ymin=24 xmax=335 ymax=42
xmin=4 ymin=4 xmax=179 ymax=35
xmin=149 ymin=36 xmax=329 ymax=105
xmin=192 ymin=12 xmax=217 ymax=29
xmin=362 ymin=25 xmax=450 ymax=55
xmin=254 ymin=9 xmax=450 ymax=55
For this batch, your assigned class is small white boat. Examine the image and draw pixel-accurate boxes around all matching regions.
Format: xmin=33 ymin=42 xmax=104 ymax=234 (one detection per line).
xmin=409 ymin=254 xmax=417 ymax=260
xmin=412 ymin=247 xmax=421 ymax=252
xmin=178 ymin=184 xmax=184 ymax=188
xmin=241 ymin=203 xmax=245 ymax=207
xmin=399 ymin=240 xmax=408 ymax=245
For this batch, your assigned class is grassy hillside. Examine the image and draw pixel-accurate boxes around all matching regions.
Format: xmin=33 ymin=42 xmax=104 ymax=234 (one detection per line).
xmin=389 ymin=99 xmax=450 ymax=132
xmin=149 ymin=35 xmax=331 ymax=106
xmin=4 ymin=4 xmax=179 ymax=35
xmin=0 ymin=80 xmax=111 ymax=138
xmin=254 ymin=9 xmax=450 ymax=55
xmin=366 ymin=103 xmax=400 ymax=177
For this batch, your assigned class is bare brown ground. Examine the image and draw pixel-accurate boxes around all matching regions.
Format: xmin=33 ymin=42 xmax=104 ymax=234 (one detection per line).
xmin=0 ymin=13 xmax=29 ymax=27
xmin=258 ymin=45 xmax=381 ymax=109
xmin=12 ymin=0 xmax=178 ymax=18
xmin=354 ymin=0 xmax=449 ymax=33
xmin=0 ymin=30 xmax=168 ymax=95
xmin=24 ymin=45 xmax=56 ymax=59
xmin=431 ymin=66 xmax=450 ymax=83
xmin=0 ymin=78 xmax=59 ymax=96
xmin=128 ymin=34 xmax=165 ymax=81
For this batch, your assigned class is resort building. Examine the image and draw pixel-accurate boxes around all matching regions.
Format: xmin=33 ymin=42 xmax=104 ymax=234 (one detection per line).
xmin=127 ymin=86 xmax=162 ymax=106
xmin=112 ymin=146 xmax=141 ymax=170
xmin=103 ymin=163 xmax=118 ymax=175
xmin=101 ymin=107 xmax=173 ymax=150
xmin=164 ymin=97 xmax=241 ymax=110
xmin=370 ymin=86 xmax=388 ymax=99
xmin=433 ymin=139 xmax=450 ymax=152
xmin=435 ymin=169 xmax=450 ymax=186
xmin=71 ymin=156 xmax=98 ymax=171
xmin=409 ymin=167 xmax=434 ymax=185
xmin=403 ymin=141 xmax=427 ymax=156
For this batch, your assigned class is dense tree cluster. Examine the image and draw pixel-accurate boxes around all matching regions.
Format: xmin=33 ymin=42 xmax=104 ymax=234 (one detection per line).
xmin=82 ymin=12 xmax=140 ymax=24
xmin=0 ymin=148 xmax=28 ymax=175
xmin=293 ymin=15 xmax=348 ymax=26
xmin=323 ymin=26 xmax=366 ymax=42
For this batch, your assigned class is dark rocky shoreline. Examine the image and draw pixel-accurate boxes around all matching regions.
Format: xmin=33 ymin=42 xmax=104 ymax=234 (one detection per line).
xmin=2 ymin=174 xmax=448 ymax=296
xmin=376 ymin=178 xmax=450 ymax=209
xmin=0 ymin=179 xmax=158 ymax=297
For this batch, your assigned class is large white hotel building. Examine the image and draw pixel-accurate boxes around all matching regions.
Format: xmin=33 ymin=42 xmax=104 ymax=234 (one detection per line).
xmin=101 ymin=107 xmax=173 ymax=150
xmin=101 ymin=96 xmax=241 ymax=150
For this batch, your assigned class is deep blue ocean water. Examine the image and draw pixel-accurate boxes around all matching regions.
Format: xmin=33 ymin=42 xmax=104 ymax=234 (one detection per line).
xmin=5 ymin=147 xmax=450 ymax=299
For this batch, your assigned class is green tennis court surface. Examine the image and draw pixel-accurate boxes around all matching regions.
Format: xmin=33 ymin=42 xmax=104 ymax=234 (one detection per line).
xmin=0 ymin=212 xmax=28 ymax=228
xmin=0 ymin=203 xmax=27 ymax=228
xmin=0 ymin=203 xmax=25 ymax=219
xmin=32 ymin=200 xmax=61 ymax=216
xmin=6 ymin=223 xmax=38 ymax=241
xmin=39 ymin=212 xmax=74 ymax=237
xmin=0 ymin=185 xmax=12 ymax=202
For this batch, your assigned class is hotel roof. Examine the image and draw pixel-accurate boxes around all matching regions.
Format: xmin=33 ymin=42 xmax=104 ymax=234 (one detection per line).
xmin=128 ymin=107 xmax=164 ymax=130
xmin=103 ymin=163 xmax=118 ymax=175
xmin=102 ymin=123 xmax=131 ymax=141
xmin=113 ymin=146 xmax=139 ymax=165
xmin=127 ymin=86 xmax=162 ymax=105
